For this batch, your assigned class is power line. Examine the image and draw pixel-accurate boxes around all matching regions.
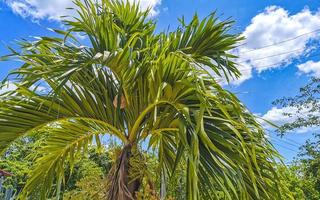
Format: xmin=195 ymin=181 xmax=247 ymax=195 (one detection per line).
xmin=282 ymin=137 xmax=303 ymax=146
xmin=274 ymin=136 xmax=302 ymax=147
xmin=270 ymin=137 xmax=301 ymax=149
xmin=214 ymin=52 xmax=320 ymax=83
xmin=266 ymin=129 xmax=302 ymax=148
xmin=237 ymin=48 xmax=304 ymax=64
xmin=236 ymin=28 xmax=320 ymax=54
xmin=269 ymin=132 xmax=304 ymax=147
xmin=245 ymin=51 xmax=320 ymax=72
xmin=272 ymin=141 xmax=299 ymax=153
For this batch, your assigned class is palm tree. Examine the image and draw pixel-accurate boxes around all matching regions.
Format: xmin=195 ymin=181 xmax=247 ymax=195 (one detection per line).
xmin=0 ymin=0 xmax=289 ymax=199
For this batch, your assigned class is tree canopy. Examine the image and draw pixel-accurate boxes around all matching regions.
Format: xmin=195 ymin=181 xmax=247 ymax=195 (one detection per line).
xmin=274 ymin=77 xmax=320 ymax=200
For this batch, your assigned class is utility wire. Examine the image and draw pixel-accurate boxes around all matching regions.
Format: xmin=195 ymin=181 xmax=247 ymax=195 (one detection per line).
xmin=237 ymin=48 xmax=305 ymax=64
xmin=282 ymin=137 xmax=304 ymax=146
xmin=235 ymin=51 xmax=320 ymax=73
xmin=269 ymin=132 xmax=304 ymax=147
xmin=214 ymin=52 xmax=320 ymax=83
xmin=265 ymin=129 xmax=302 ymax=148
xmin=236 ymin=28 xmax=320 ymax=54
xmin=270 ymin=137 xmax=301 ymax=148
xmin=272 ymin=141 xmax=299 ymax=153
xmin=274 ymin=136 xmax=302 ymax=147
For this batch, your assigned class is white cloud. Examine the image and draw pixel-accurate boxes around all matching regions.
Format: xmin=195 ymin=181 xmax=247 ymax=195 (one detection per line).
xmin=259 ymin=106 xmax=298 ymax=127
xmin=5 ymin=0 xmax=76 ymax=20
xmin=258 ymin=106 xmax=320 ymax=133
xmin=128 ymin=0 xmax=161 ymax=16
xmin=0 ymin=82 xmax=17 ymax=95
xmin=0 ymin=81 xmax=49 ymax=95
xmin=30 ymin=84 xmax=49 ymax=93
xmin=232 ymin=6 xmax=320 ymax=84
xmin=5 ymin=0 xmax=161 ymax=20
xmin=297 ymin=60 xmax=320 ymax=77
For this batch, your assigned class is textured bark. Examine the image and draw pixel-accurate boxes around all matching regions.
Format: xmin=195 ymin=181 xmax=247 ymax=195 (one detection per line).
xmin=128 ymin=178 xmax=141 ymax=198
xmin=106 ymin=144 xmax=141 ymax=200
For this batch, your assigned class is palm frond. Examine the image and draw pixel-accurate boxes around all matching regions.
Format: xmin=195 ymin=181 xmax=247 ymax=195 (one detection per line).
xmin=19 ymin=118 xmax=117 ymax=199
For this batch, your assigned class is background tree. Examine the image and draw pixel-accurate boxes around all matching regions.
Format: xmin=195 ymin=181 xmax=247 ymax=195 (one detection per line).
xmin=0 ymin=139 xmax=33 ymax=196
xmin=274 ymin=77 xmax=320 ymax=199
xmin=0 ymin=139 xmax=111 ymax=200
xmin=296 ymin=136 xmax=320 ymax=200
xmin=277 ymin=163 xmax=319 ymax=200
xmin=0 ymin=0 xmax=290 ymax=199
xmin=274 ymin=77 xmax=320 ymax=134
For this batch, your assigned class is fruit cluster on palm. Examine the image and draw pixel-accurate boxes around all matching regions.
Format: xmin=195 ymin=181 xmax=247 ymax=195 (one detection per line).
xmin=0 ymin=0 xmax=290 ymax=199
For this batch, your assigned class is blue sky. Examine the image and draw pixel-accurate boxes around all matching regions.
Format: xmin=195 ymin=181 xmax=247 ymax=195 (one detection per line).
xmin=0 ymin=0 xmax=320 ymax=162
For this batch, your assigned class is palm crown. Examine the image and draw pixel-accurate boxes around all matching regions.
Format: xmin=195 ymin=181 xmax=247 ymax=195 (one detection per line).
xmin=0 ymin=0 xmax=289 ymax=199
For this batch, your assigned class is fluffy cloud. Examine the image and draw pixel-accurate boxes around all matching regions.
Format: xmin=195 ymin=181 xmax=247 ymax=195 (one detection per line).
xmin=5 ymin=0 xmax=161 ymax=20
xmin=5 ymin=0 xmax=77 ymax=20
xmin=0 ymin=81 xmax=49 ymax=95
xmin=128 ymin=0 xmax=161 ymax=16
xmin=259 ymin=106 xmax=299 ymax=127
xmin=0 ymin=82 xmax=17 ymax=94
xmin=297 ymin=60 xmax=320 ymax=77
xmin=232 ymin=6 xmax=320 ymax=84
xmin=258 ymin=106 xmax=320 ymax=133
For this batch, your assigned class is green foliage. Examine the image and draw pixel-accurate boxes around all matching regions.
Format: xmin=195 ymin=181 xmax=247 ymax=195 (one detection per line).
xmin=294 ymin=134 xmax=320 ymax=200
xmin=63 ymin=150 xmax=108 ymax=200
xmin=63 ymin=147 xmax=111 ymax=192
xmin=0 ymin=0 xmax=287 ymax=199
xmin=278 ymin=165 xmax=306 ymax=199
xmin=274 ymin=77 xmax=320 ymax=134
xmin=0 ymin=139 xmax=34 ymax=194
xmin=277 ymin=159 xmax=320 ymax=200
xmin=1 ymin=141 xmax=111 ymax=200
xmin=274 ymin=78 xmax=320 ymax=199
xmin=63 ymin=175 xmax=106 ymax=200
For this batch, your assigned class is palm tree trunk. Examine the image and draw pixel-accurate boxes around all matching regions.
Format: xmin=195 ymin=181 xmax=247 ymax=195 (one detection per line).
xmin=106 ymin=144 xmax=141 ymax=200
